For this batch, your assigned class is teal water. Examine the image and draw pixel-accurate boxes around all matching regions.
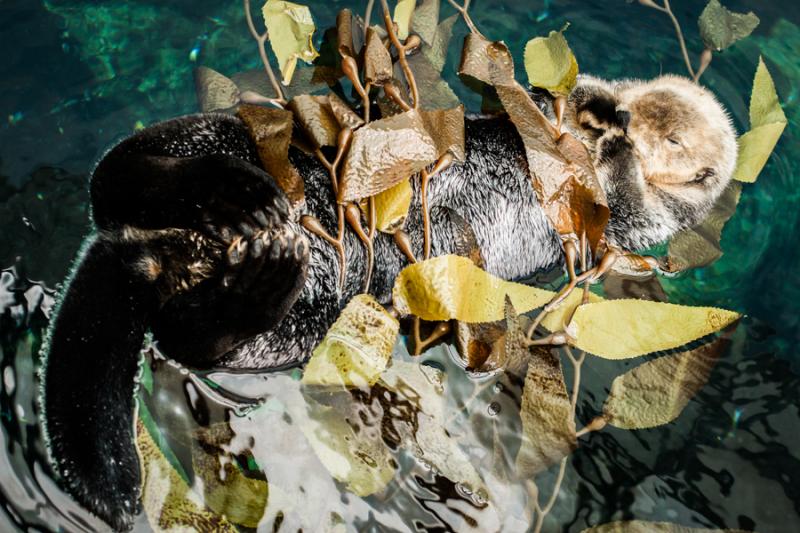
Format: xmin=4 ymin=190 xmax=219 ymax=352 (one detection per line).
xmin=0 ymin=0 xmax=798 ymax=531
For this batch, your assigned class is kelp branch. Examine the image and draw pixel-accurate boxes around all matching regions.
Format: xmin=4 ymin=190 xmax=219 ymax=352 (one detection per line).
xmin=639 ymin=0 xmax=697 ymax=79
xmin=446 ymin=0 xmax=482 ymax=36
xmin=380 ymin=0 xmax=420 ymax=109
xmin=243 ymin=0 xmax=286 ymax=103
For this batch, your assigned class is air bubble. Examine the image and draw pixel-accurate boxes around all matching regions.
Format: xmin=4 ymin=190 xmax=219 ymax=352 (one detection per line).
xmin=487 ymin=402 xmax=501 ymax=416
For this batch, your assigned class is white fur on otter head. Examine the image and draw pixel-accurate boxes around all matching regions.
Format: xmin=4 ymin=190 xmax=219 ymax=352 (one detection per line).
xmin=564 ymin=74 xmax=738 ymax=252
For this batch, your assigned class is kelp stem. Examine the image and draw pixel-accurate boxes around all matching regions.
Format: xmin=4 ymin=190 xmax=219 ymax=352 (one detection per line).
xmin=380 ymin=0 xmax=419 ymax=109
xmin=364 ymin=0 xmax=375 ymax=30
xmin=639 ymin=0 xmax=709 ymax=81
xmin=446 ymin=0 xmax=483 ymax=37
xmin=243 ymin=0 xmax=286 ymax=104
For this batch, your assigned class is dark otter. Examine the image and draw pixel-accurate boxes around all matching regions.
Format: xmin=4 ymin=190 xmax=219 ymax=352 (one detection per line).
xmin=38 ymin=75 xmax=736 ymax=530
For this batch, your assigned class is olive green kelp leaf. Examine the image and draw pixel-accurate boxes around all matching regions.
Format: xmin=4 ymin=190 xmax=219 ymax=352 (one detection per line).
xmin=602 ymin=337 xmax=728 ymax=429
xmin=734 ymin=57 xmax=787 ymax=183
xmin=392 ymin=255 xmax=555 ymax=322
xmin=302 ymin=294 xmax=399 ymax=388
xmin=262 ymin=0 xmax=320 ymax=84
xmin=515 ymin=347 xmax=576 ymax=476
xmin=582 ymin=520 xmax=752 ymax=533
xmin=567 ymin=300 xmax=740 ymax=359
xmin=423 ymin=13 xmax=458 ymax=72
xmin=698 ymin=0 xmax=759 ymax=51
xmin=523 ymin=26 xmax=579 ymax=96
xmin=666 ymin=181 xmax=742 ymax=271
xmin=137 ymin=418 xmax=238 ymax=532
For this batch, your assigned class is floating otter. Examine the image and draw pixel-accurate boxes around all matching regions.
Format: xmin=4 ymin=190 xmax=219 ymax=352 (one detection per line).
xmin=38 ymin=74 xmax=736 ymax=530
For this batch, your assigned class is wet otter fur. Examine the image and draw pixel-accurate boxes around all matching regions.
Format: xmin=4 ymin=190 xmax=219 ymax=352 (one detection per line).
xmin=39 ymin=75 xmax=736 ymax=530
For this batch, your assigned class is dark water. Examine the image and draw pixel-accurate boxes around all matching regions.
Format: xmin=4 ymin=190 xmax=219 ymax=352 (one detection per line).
xmin=1 ymin=0 xmax=799 ymax=531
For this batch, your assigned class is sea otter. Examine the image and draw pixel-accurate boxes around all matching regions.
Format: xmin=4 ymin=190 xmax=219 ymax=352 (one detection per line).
xmin=39 ymin=74 xmax=736 ymax=530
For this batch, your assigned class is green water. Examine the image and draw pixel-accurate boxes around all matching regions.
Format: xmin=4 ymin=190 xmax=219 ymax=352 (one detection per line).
xmin=0 ymin=0 xmax=798 ymax=531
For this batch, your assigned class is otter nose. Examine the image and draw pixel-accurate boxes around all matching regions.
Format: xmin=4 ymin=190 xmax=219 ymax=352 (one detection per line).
xmin=616 ymin=109 xmax=631 ymax=132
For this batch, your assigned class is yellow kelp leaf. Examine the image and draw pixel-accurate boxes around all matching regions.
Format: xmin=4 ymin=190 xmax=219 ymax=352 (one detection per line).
xmin=523 ymin=26 xmax=579 ymax=96
xmin=582 ymin=520 xmax=751 ymax=533
xmin=568 ymin=300 xmax=740 ymax=359
xmin=666 ymin=181 xmax=742 ymax=271
xmin=393 ymin=0 xmax=416 ymax=40
xmin=238 ymin=104 xmax=305 ymax=208
xmin=515 ymin=347 xmax=576 ymax=476
xmin=541 ymin=289 xmax=603 ymax=332
xmin=194 ymin=67 xmax=239 ymax=112
xmin=302 ymin=294 xmax=399 ymax=388
xmin=373 ymin=179 xmax=413 ymax=233
xmin=339 ymin=109 xmax=438 ymax=202
xmin=392 ymin=255 xmax=554 ymax=322
xmin=262 ymin=0 xmax=320 ymax=84
xmin=411 ymin=0 xmax=439 ymax=45
xmin=136 ymin=419 xmax=237 ymax=532
xmin=192 ymin=424 xmax=268 ymax=528
xmin=602 ymin=338 xmax=728 ymax=429
xmin=734 ymin=57 xmax=787 ymax=183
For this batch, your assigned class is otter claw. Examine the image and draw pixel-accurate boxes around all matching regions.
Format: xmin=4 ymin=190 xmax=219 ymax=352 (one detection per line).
xmin=227 ymin=237 xmax=248 ymax=265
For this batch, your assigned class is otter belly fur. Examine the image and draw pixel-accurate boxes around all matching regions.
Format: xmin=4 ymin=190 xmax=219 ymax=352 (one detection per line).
xmin=38 ymin=75 xmax=737 ymax=530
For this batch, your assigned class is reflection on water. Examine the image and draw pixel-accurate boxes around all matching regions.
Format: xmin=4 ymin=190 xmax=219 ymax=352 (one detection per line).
xmin=1 ymin=0 xmax=800 ymax=531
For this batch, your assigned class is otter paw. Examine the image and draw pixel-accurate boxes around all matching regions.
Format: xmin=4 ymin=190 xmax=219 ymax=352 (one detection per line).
xmin=597 ymin=130 xmax=634 ymax=162
xmin=192 ymin=154 xmax=291 ymax=243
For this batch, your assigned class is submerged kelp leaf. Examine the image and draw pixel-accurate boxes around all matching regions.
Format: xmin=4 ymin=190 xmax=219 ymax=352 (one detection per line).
xmin=262 ymin=0 xmax=320 ymax=84
xmin=523 ymin=27 xmax=579 ymax=96
xmin=420 ymin=105 xmax=466 ymax=160
xmin=380 ymin=362 xmax=488 ymax=498
xmin=232 ymin=66 xmax=328 ymax=100
xmin=734 ymin=57 xmax=787 ymax=183
xmin=373 ymin=179 xmax=413 ymax=233
xmin=393 ymin=255 xmax=554 ymax=322
xmin=603 ymin=338 xmax=728 ymax=430
xmin=698 ymin=0 xmax=759 ymax=51
xmin=301 ymin=393 xmax=397 ymax=496
xmin=192 ymin=424 xmax=268 ymax=528
xmin=582 ymin=520 xmax=752 ymax=533
xmin=568 ymin=300 xmax=740 ymax=359
xmin=407 ymin=53 xmax=461 ymax=109
xmin=515 ymin=347 xmax=576 ymax=476
xmin=194 ymin=67 xmax=239 ymax=112
xmin=455 ymin=297 xmax=532 ymax=375
xmin=136 ymin=419 xmax=238 ymax=532
xmin=238 ymin=104 xmax=305 ymax=208
xmin=423 ymin=13 xmax=458 ymax=72
xmin=339 ymin=109 xmax=438 ymax=202
xmin=541 ymin=289 xmax=603 ymax=332
xmin=302 ymin=294 xmax=399 ymax=388
xmin=602 ymin=273 xmax=668 ymax=303
xmin=411 ymin=0 xmax=439 ymax=45
xmin=364 ymin=26 xmax=393 ymax=86
xmin=666 ymin=181 xmax=742 ymax=271
xmin=393 ymin=0 xmax=416 ymax=40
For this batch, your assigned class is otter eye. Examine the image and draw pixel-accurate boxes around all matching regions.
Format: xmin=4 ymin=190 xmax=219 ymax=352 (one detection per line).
xmin=667 ymin=137 xmax=681 ymax=146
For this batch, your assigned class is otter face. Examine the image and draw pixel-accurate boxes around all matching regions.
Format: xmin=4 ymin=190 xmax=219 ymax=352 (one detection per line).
xmin=564 ymin=75 xmax=737 ymax=251
xmin=619 ymin=76 xmax=737 ymax=214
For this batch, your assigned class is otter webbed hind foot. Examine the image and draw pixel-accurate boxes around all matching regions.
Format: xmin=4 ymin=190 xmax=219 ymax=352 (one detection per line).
xmin=151 ymin=223 xmax=309 ymax=368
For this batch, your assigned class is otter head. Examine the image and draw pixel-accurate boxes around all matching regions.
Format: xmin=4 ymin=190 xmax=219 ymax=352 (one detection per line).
xmin=565 ymin=75 xmax=737 ymax=252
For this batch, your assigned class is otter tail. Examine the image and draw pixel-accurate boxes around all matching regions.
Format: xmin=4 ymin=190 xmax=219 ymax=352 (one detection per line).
xmin=40 ymin=234 xmax=157 ymax=531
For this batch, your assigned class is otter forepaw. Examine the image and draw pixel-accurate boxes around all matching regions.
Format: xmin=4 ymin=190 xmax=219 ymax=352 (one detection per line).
xmin=597 ymin=130 xmax=634 ymax=162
